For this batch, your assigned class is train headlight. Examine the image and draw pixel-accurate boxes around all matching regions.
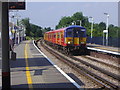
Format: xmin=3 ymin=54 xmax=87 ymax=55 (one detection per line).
xmin=81 ymin=42 xmax=85 ymax=44
xmin=68 ymin=41 xmax=71 ymax=44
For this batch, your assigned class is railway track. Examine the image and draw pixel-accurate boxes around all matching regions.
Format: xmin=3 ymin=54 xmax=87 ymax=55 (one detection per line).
xmin=81 ymin=56 xmax=119 ymax=70
xmin=71 ymin=56 xmax=120 ymax=81
xmin=36 ymin=40 xmax=119 ymax=89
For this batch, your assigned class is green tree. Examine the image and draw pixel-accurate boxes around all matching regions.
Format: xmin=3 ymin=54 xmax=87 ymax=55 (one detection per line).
xmin=30 ymin=24 xmax=42 ymax=37
xmin=56 ymin=12 xmax=89 ymax=29
xmin=71 ymin=12 xmax=89 ymax=27
xmin=94 ymin=22 xmax=106 ymax=37
xmin=35 ymin=28 xmax=43 ymax=37
xmin=56 ymin=16 xmax=73 ymax=29
xmin=71 ymin=12 xmax=83 ymax=21
xmin=21 ymin=18 xmax=31 ymax=36
xmin=20 ymin=18 xmax=43 ymax=37
xmin=42 ymin=27 xmax=52 ymax=34
xmin=109 ymin=24 xmax=120 ymax=37
xmin=98 ymin=22 xmax=106 ymax=31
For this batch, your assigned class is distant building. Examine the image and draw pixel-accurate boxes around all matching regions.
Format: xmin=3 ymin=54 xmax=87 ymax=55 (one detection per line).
xmin=9 ymin=22 xmax=18 ymax=39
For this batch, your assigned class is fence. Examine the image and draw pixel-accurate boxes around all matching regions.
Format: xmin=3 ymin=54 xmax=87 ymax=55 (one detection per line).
xmin=87 ymin=37 xmax=120 ymax=47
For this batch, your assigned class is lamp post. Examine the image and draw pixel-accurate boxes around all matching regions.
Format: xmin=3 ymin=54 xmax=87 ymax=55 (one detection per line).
xmin=72 ymin=22 xmax=74 ymax=25
xmin=80 ymin=20 xmax=82 ymax=26
xmin=73 ymin=21 xmax=76 ymax=25
xmin=16 ymin=12 xmax=21 ymax=44
xmin=77 ymin=20 xmax=82 ymax=26
xmin=104 ymin=13 xmax=109 ymax=46
xmin=89 ymin=17 xmax=94 ymax=44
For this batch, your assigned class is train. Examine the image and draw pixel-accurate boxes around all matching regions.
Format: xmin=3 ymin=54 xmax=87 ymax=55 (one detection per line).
xmin=44 ymin=25 xmax=87 ymax=54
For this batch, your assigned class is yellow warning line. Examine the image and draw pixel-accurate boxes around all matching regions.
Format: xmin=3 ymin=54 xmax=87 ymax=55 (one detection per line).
xmin=25 ymin=43 xmax=33 ymax=89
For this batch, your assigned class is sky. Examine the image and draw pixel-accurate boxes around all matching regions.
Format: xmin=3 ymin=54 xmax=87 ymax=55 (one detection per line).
xmin=10 ymin=1 xmax=118 ymax=29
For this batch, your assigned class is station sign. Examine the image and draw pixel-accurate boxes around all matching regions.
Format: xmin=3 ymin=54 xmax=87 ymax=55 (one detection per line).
xmin=9 ymin=0 xmax=26 ymax=10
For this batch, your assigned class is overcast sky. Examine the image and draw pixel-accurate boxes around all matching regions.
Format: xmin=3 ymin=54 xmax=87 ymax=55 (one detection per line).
xmin=11 ymin=2 xmax=118 ymax=29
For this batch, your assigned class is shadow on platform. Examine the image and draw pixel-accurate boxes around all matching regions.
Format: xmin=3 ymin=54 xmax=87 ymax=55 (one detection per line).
xmin=10 ymin=57 xmax=52 ymax=68
xmin=11 ymin=82 xmax=79 ymax=90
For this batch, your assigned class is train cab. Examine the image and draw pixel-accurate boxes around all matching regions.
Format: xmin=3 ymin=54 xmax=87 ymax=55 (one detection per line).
xmin=64 ymin=25 xmax=87 ymax=48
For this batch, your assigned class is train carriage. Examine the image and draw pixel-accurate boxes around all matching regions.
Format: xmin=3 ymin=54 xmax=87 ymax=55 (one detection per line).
xmin=44 ymin=25 xmax=87 ymax=54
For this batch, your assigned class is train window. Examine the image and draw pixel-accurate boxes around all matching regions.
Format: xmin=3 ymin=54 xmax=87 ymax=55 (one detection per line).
xmin=51 ymin=34 xmax=52 ymax=38
xmin=73 ymin=28 xmax=80 ymax=37
xmin=48 ymin=34 xmax=49 ymax=38
xmin=58 ymin=32 xmax=60 ymax=38
xmin=67 ymin=31 xmax=72 ymax=37
xmin=49 ymin=34 xmax=50 ymax=38
xmin=57 ymin=32 xmax=59 ymax=38
xmin=50 ymin=34 xmax=52 ymax=39
xmin=81 ymin=29 xmax=85 ymax=31
xmin=54 ymin=33 xmax=56 ymax=38
xmin=61 ymin=32 xmax=63 ymax=38
xmin=80 ymin=29 xmax=86 ymax=37
xmin=66 ymin=29 xmax=73 ymax=37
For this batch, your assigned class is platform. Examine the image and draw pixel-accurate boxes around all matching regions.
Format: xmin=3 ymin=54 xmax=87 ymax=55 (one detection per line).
xmin=10 ymin=40 xmax=79 ymax=89
xmin=87 ymin=43 xmax=120 ymax=55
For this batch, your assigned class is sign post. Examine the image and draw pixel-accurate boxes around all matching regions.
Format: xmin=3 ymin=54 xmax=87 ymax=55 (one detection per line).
xmin=1 ymin=2 xmax=11 ymax=89
xmin=103 ymin=30 xmax=108 ymax=46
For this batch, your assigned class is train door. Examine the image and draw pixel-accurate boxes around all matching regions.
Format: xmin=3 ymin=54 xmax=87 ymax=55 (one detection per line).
xmin=73 ymin=28 xmax=80 ymax=46
xmin=61 ymin=31 xmax=64 ymax=45
xmin=66 ymin=28 xmax=74 ymax=45
xmin=79 ymin=28 xmax=86 ymax=45
xmin=72 ymin=28 xmax=74 ymax=45
xmin=60 ymin=31 xmax=61 ymax=45
xmin=56 ymin=32 xmax=57 ymax=44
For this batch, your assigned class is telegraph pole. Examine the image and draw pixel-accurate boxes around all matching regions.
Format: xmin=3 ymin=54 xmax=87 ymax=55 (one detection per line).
xmin=77 ymin=20 xmax=82 ymax=26
xmin=2 ymin=2 xmax=11 ymax=89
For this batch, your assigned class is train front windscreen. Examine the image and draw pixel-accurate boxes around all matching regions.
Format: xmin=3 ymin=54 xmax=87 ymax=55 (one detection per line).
xmin=73 ymin=27 xmax=86 ymax=37
xmin=79 ymin=28 xmax=86 ymax=37
xmin=66 ymin=27 xmax=86 ymax=38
